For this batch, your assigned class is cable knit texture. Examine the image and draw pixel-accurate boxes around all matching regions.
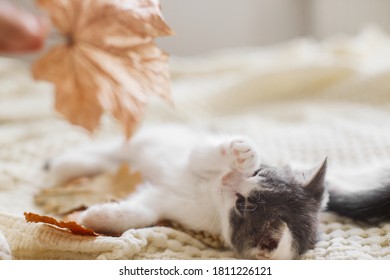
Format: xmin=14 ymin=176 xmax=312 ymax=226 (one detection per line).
xmin=0 ymin=28 xmax=390 ymax=259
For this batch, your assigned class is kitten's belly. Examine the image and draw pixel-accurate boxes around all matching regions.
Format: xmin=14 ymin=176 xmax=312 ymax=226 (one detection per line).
xmin=129 ymin=124 xmax=223 ymax=235
xmin=162 ymin=192 xmax=222 ymax=235
xmin=128 ymin=124 xmax=208 ymax=183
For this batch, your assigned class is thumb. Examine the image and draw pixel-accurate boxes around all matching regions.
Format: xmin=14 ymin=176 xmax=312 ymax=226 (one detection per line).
xmin=0 ymin=2 xmax=49 ymax=53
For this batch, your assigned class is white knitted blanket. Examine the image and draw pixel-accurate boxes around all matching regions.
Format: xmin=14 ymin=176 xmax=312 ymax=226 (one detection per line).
xmin=1 ymin=27 xmax=390 ymax=260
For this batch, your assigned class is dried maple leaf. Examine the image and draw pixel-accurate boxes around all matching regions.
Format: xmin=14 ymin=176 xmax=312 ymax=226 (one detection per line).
xmin=33 ymin=0 xmax=173 ymax=137
xmin=35 ymin=164 xmax=143 ymax=215
xmin=24 ymin=212 xmax=98 ymax=236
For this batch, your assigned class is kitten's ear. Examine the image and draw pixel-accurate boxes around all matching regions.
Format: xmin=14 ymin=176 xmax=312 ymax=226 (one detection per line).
xmin=302 ymin=157 xmax=327 ymax=199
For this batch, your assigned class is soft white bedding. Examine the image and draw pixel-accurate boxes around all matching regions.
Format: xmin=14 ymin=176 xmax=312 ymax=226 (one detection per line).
xmin=0 ymin=28 xmax=389 ymax=259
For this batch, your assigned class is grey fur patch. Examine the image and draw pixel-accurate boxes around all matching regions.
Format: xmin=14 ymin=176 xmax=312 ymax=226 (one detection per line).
xmin=229 ymin=163 xmax=325 ymax=258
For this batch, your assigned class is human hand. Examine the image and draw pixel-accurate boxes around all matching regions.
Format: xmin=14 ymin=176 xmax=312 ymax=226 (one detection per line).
xmin=0 ymin=1 xmax=48 ymax=53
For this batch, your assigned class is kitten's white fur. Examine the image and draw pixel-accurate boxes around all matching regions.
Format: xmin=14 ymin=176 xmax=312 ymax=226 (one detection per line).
xmin=47 ymin=124 xmax=322 ymax=259
xmin=48 ymin=124 xmax=295 ymax=258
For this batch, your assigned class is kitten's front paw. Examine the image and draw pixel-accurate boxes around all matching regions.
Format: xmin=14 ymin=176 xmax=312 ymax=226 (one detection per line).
xmin=225 ymin=138 xmax=259 ymax=175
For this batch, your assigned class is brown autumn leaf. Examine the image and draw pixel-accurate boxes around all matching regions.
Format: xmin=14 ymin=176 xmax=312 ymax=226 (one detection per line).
xmin=35 ymin=164 xmax=143 ymax=215
xmin=24 ymin=212 xmax=99 ymax=236
xmin=33 ymin=0 xmax=173 ymax=137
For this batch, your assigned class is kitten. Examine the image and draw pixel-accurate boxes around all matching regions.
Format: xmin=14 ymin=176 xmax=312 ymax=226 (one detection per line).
xmin=45 ymin=124 xmax=390 ymax=259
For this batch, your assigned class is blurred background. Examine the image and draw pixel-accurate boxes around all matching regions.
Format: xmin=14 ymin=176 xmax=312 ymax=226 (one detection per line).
xmin=157 ymin=0 xmax=390 ymax=55
xmin=12 ymin=0 xmax=390 ymax=56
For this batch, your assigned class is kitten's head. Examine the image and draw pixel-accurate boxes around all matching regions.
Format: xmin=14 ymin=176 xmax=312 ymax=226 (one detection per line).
xmin=219 ymin=159 xmax=326 ymax=259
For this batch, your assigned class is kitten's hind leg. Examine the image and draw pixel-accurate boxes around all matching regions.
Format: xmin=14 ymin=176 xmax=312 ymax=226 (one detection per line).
xmin=75 ymin=184 xmax=161 ymax=236
xmin=45 ymin=139 xmax=130 ymax=184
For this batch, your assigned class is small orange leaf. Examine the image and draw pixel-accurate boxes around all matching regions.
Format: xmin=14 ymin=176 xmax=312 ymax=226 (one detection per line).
xmin=24 ymin=212 xmax=99 ymax=236
xmin=33 ymin=0 xmax=173 ymax=138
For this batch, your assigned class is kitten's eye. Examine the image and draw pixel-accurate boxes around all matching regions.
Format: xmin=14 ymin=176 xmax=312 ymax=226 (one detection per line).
xmin=235 ymin=193 xmax=258 ymax=212
xmin=253 ymin=167 xmax=267 ymax=177
xmin=252 ymin=169 xmax=261 ymax=176
xmin=235 ymin=193 xmax=246 ymax=213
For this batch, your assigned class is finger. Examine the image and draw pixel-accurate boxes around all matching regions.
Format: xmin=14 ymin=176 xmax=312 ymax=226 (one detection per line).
xmin=0 ymin=2 xmax=49 ymax=52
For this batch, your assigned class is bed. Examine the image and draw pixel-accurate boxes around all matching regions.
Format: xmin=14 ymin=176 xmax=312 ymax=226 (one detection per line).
xmin=0 ymin=28 xmax=389 ymax=260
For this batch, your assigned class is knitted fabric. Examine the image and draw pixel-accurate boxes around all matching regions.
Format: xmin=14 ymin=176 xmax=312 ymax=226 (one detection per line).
xmin=0 ymin=28 xmax=390 ymax=259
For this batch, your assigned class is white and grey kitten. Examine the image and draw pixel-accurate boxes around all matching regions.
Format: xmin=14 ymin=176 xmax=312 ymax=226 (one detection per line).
xmin=45 ymin=124 xmax=390 ymax=259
